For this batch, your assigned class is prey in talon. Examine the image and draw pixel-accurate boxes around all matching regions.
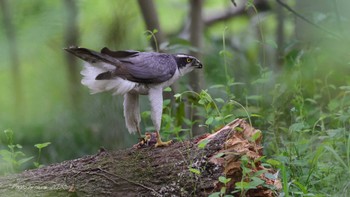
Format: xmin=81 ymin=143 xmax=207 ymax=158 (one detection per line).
xmin=65 ymin=46 xmax=203 ymax=148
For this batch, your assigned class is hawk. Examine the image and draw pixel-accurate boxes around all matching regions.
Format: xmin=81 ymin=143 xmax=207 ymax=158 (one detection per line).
xmin=65 ymin=46 xmax=203 ymax=147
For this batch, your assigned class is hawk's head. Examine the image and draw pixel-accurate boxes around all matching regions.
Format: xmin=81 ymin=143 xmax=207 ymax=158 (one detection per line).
xmin=173 ymin=54 xmax=203 ymax=75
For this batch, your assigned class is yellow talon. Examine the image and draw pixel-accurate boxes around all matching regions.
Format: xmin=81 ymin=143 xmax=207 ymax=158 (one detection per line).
xmin=155 ymin=131 xmax=172 ymax=147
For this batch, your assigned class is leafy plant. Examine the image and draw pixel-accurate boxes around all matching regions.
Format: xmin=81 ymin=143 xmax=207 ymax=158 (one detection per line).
xmin=0 ymin=129 xmax=34 ymax=174
xmin=144 ymin=28 xmax=159 ymax=52
xmin=0 ymin=129 xmax=51 ymax=174
xmin=34 ymin=142 xmax=51 ymax=168
xmin=233 ymin=155 xmax=266 ymax=196
xmin=209 ymin=176 xmax=234 ymax=197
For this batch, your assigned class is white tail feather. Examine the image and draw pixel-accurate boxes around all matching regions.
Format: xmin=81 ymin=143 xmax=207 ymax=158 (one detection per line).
xmin=80 ymin=63 xmax=136 ymax=95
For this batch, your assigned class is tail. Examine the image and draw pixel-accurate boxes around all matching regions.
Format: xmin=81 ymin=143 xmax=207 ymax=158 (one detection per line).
xmin=80 ymin=63 xmax=136 ymax=95
xmin=64 ymin=46 xmax=122 ymax=66
xmin=64 ymin=46 xmax=136 ymax=95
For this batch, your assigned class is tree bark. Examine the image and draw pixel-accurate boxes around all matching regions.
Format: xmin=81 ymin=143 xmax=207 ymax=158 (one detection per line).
xmin=0 ymin=119 xmax=280 ymax=196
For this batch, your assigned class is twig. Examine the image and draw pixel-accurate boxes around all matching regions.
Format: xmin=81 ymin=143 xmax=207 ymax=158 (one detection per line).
xmin=276 ymin=0 xmax=341 ymax=39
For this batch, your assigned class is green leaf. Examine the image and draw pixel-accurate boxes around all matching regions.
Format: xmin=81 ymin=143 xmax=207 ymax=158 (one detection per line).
xmin=292 ymin=180 xmax=308 ymax=194
xmin=4 ymin=129 xmax=13 ymax=136
xmin=214 ymin=152 xmax=225 ymax=158
xmin=235 ymin=181 xmax=250 ymax=190
xmin=214 ymin=116 xmax=223 ymax=122
xmin=339 ymin=86 xmax=350 ymax=90
xmin=253 ymin=169 xmax=266 ymax=177
xmin=34 ymin=142 xmax=51 ymax=149
xmin=219 ymin=50 xmax=233 ymax=58
xmin=214 ymin=98 xmax=225 ymax=103
xmin=220 ymin=187 xmax=226 ymax=195
xmin=208 ymin=192 xmax=221 ymax=197
xmin=289 ymin=122 xmax=305 ymax=132
xmin=33 ymin=162 xmax=40 ymax=168
xmin=235 ymin=127 xmax=243 ymax=132
xmin=266 ymin=159 xmax=281 ymax=167
xmin=250 ymin=177 xmax=265 ymax=187
xmin=228 ymin=82 xmax=245 ymax=86
xmin=163 ymin=87 xmax=172 ymax=92
xmin=324 ymin=146 xmax=348 ymax=170
xmin=189 ymin=167 xmax=201 ymax=175
xmin=264 ymin=172 xmax=277 ymax=180
xmin=250 ymin=130 xmax=262 ymax=142
xmin=182 ymin=117 xmax=193 ymax=126
xmin=305 ymin=98 xmax=317 ymax=104
xmin=223 ymin=114 xmax=233 ymax=120
xmin=163 ymin=99 xmax=171 ymax=106
xmin=174 ymin=93 xmax=182 ymax=99
xmin=209 ymin=84 xmax=225 ymax=89
xmin=219 ymin=176 xmax=231 ymax=184
xmin=198 ymin=139 xmax=209 ymax=149
xmin=205 ymin=117 xmax=214 ymax=125
xmin=246 ymin=95 xmax=262 ymax=101
xmin=18 ymin=156 xmax=34 ymax=165
xmin=146 ymin=34 xmax=152 ymax=40
xmin=198 ymin=98 xmax=206 ymax=105
xmin=0 ymin=149 xmax=12 ymax=158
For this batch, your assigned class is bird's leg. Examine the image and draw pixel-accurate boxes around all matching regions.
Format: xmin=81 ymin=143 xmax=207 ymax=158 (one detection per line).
xmin=136 ymin=124 xmax=142 ymax=139
xmin=155 ymin=130 xmax=172 ymax=147
xmin=149 ymin=88 xmax=172 ymax=147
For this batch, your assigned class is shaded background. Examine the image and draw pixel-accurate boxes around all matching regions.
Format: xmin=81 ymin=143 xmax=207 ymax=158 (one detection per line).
xmin=1 ymin=0 xmax=350 ymax=195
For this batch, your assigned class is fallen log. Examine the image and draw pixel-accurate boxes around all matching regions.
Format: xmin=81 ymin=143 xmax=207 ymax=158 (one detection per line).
xmin=0 ymin=119 xmax=280 ymax=196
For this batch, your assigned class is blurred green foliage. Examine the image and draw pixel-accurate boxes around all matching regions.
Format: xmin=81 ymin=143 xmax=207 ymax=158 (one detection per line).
xmin=0 ymin=0 xmax=350 ymax=195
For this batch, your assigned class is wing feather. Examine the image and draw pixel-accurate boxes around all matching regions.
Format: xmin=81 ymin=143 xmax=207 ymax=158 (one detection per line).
xmin=117 ymin=52 xmax=177 ymax=83
xmin=66 ymin=47 xmax=177 ymax=84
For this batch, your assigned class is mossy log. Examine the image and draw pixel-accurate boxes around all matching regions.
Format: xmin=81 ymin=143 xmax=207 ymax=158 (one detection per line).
xmin=0 ymin=119 xmax=280 ymax=196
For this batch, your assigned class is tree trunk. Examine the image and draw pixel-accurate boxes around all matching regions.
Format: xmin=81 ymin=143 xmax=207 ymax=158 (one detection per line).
xmin=0 ymin=119 xmax=280 ymax=196
xmin=275 ymin=1 xmax=285 ymax=69
xmin=137 ymin=0 xmax=176 ymax=103
xmin=0 ymin=0 xmax=22 ymax=118
xmin=64 ymin=0 xmax=81 ymax=108
xmin=137 ymin=0 xmax=165 ymax=52
xmin=188 ymin=0 xmax=206 ymax=137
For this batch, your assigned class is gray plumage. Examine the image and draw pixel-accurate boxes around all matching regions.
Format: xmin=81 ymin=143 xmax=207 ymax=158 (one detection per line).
xmin=65 ymin=46 xmax=203 ymax=147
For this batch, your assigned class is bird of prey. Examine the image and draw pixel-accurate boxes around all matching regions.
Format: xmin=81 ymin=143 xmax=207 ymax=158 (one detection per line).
xmin=65 ymin=46 xmax=203 ymax=147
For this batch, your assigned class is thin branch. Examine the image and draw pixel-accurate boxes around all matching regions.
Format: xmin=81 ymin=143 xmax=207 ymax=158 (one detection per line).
xmin=276 ymin=0 xmax=341 ymax=39
xmin=203 ymin=3 xmax=245 ymax=26
xmin=203 ymin=0 xmax=270 ymax=27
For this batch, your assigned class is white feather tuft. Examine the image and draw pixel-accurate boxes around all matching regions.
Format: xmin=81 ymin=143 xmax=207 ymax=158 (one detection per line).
xmin=80 ymin=63 xmax=137 ymax=95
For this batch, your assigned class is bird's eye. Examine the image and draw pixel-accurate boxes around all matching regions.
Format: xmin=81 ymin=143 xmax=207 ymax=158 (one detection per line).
xmin=186 ymin=58 xmax=192 ymax=63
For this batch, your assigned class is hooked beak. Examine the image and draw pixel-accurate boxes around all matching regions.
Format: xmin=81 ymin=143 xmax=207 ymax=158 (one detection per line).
xmin=194 ymin=60 xmax=203 ymax=69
